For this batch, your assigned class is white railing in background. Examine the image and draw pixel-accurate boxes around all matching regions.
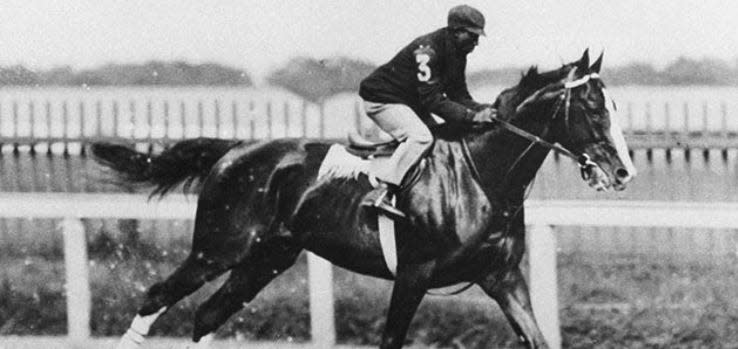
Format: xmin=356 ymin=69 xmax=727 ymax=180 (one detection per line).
xmin=2 ymin=193 xmax=738 ymax=349
xmin=524 ymin=200 xmax=738 ymax=348
xmin=0 ymin=87 xmax=737 ymax=149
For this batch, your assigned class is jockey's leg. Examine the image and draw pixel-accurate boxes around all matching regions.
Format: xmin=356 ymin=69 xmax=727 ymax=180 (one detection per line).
xmin=478 ymin=268 xmax=549 ymax=349
xmin=361 ymin=101 xmax=432 ymax=218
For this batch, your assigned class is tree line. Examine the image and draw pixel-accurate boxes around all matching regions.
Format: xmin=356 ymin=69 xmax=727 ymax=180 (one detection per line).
xmin=0 ymin=61 xmax=252 ymax=87
xmin=2 ymin=56 xmax=737 ymax=101
xmin=467 ymin=56 xmax=738 ymax=87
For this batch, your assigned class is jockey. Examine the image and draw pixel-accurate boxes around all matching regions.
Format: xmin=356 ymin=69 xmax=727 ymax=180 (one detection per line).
xmin=358 ymin=4 xmax=497 ymax=218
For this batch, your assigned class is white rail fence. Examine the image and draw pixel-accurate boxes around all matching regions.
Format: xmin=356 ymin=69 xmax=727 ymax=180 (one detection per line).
xmin=1 ymin=86 xmax=737 ymax=149
xmin=2 ymin=193 xmax=738 ymax=348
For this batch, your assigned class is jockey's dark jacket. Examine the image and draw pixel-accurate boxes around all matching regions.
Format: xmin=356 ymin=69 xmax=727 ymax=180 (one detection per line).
xmin=359 ymin=27 xmax=487 ymax=125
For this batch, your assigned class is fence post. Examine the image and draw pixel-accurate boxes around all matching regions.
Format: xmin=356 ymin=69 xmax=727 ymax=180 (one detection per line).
xmin=307 ymin=252 xmax=335 ymax=347
xmin=301 ymin=100 xmax=308 ymax=137
xmin=61 ymin=217 xmax=91 ymax=343
xmin=720 ymin=102 xmax=728 ymax=139
xmin=267 ymin=101 xmax=273 ymax=139
xmin=112 ymin=101 xmax=119 ymax=138
xmin=128 ymin=100 xmax=136 ymax=139
xmin=626 ymin=102 xmax=634 ymax=137
xmin=644 ymin=102 xmax=652 ymax=137
xmin=95 ymin=100 xmax=102 ymax=138
xmin=163 ymin=101 xmax=170 ymax=141
xmin=702 ymin=102 xmax=708 ymax=135
xmin=214 ymin=99 xmax=221 ymax=138
xmin=319 ymin=102 xmax=325 ymax=138
xmin=231 ymin=101 xmax=238 ymax=139
xmin=354 ymin=99 xmax=363 ymax=133
xmin=284 ymin=101 xmax=290 ymax=137
xmin=146 ymin=100 xmax=153 ymax=142
xmin=180 ymin=101 xmax=187 ymax=139
xmin=527 ymin=224 xmax=561 ymax=349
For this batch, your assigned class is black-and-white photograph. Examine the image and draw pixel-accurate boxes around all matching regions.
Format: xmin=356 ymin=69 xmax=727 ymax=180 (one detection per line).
xmin=1 ymin=1 xmax=737 ymax=348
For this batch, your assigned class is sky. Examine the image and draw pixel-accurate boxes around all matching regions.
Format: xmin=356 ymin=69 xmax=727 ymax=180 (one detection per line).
xmin=1 ymin=0 xmax=736 ymax=83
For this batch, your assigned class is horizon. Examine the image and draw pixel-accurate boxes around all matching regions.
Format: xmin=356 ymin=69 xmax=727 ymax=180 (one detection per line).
xmin=4 ymin=53 xmax=737 ymax=74
xmin=2 ymin=1 xmax=737 ymax=83
xmin=4 ymin=54 xmax=738 ymax=91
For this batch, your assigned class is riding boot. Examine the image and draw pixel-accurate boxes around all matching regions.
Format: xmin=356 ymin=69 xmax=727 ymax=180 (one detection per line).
xmin=361 ymin=182 xmax=406 ymax=220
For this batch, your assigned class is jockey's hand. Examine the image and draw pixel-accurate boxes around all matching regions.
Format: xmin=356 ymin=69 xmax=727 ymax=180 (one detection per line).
xmin=471 ymin=107 xmax=498 ymax=124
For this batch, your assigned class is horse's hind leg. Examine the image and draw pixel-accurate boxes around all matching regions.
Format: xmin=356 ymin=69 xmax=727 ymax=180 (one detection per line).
xmin=116 ymin=254 xmax=230 ymax=349
xmin=191 ymin=237 xmax=302 ymax=343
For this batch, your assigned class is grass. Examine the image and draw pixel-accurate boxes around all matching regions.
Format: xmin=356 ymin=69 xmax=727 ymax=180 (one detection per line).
xmin=558 ymin=254 xmax=738 ymax=348
xmin=4 ymin=228 xmax=738 ymax=348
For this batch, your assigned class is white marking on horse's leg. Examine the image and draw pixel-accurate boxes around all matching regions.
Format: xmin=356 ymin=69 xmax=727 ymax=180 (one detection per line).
xmin=116 ymin=329 xmax=145 ymax=349
xmin=115 ymin=307 xmax=167 ymax=349
xmin=129 ymin=307 xmax=167 ymax=335
xmin=602 ymin=89 xmax=637 ymax=180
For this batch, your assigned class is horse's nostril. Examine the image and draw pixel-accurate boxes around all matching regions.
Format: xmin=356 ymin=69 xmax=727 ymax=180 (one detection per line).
xmin=615 ymin=168 xmax=629 ymax=179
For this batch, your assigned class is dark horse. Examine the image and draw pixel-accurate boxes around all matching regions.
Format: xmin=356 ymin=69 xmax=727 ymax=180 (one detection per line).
xmin=93 ymin=50 xmax=635 ymax=349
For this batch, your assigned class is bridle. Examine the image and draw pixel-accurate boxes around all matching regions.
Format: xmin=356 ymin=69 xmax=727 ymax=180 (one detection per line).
xmin=461 ymin=67 xmax=604 ymax=221
xmin=461 ymin=66 xmax=612 ymax=218
xmin=493 ymin=68 xmax=602 ymax=182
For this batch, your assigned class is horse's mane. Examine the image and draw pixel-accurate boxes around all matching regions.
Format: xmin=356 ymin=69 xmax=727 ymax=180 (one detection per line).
xmin=518 ymin=65 xmax=572 ymax=89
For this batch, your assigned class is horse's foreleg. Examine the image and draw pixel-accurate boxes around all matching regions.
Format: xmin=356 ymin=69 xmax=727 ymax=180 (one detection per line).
xmin=191 ymin=240 xmax=302 ymax=343
xmin=116 ymin=255 xmax=230 ymax=349
xmin=478 ymin=268 xmax=549 ymax=349
xmin=379 ymin=264 xmax=432 ymax=349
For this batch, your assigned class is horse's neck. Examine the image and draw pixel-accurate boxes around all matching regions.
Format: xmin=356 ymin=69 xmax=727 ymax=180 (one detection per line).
xmin=464 ymin=118 xmax=551 ymax=201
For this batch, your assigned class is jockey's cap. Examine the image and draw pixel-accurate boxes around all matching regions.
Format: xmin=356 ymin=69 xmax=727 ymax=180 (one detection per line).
xmin=447 ymin=5 xmax=486 ymax=36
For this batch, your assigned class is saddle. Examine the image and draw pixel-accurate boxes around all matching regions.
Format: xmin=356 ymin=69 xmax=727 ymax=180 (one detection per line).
xmin=346 ymin=132 xmax=399 ymax=158
xmin=344 ymin=132 xmax=426 ymax=193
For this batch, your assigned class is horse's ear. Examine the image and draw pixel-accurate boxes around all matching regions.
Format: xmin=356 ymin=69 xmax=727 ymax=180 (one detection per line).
xmin=577 ymin=49 xmax=590 ymax=71
xmin=590 ymin=51 xmax=604 ymax=73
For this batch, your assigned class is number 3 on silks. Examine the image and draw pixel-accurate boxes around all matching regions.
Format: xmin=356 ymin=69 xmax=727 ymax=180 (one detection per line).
xmin=416 ymin=53 xmax=431 ymax=82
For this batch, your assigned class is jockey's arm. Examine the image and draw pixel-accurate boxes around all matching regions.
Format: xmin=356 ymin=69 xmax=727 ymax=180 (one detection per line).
xmin=414 ymin=45 xmax=496 ymax=124
xmin=414 ymin=45 xmax=480 ymax=123
xmin=419 ymin=82 xmax=497 ymax=124
xmin=418 ymin=81 xmax=479 ymax=123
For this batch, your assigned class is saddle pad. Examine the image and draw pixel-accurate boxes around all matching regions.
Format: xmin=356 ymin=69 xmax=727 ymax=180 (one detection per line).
xmin=318 ymin=144 xmax=398 ymax=275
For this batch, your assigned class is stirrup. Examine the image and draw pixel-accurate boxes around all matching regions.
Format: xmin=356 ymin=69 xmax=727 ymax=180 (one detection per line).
xmin=369 ymin=191 xmax=406 ymax=220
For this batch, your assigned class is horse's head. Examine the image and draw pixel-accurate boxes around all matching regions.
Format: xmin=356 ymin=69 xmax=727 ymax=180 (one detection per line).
xmin=505 ymin=49 xmax=636 ymax=191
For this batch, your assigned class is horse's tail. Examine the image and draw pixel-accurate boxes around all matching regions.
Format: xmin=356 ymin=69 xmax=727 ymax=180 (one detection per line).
xmin=90 ymin=137 xmax=244 ymax=198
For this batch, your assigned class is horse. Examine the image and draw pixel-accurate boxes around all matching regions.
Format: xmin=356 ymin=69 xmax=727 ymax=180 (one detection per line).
xmin=92 ymin=49 xmax=636 ymax=349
